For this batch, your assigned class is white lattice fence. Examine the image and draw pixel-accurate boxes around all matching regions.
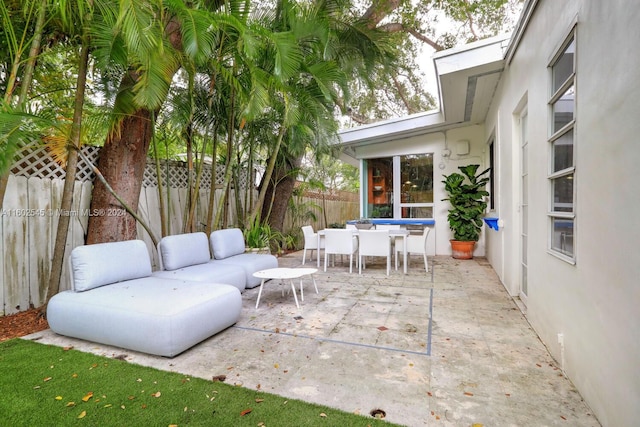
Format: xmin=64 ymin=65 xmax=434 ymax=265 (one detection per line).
xmin=1 ymin=144 xmax=253 ymax=315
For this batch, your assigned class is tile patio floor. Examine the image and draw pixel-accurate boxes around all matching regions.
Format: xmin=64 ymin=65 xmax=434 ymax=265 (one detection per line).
xmin=27 ymin=251 xmax=600 ymax=426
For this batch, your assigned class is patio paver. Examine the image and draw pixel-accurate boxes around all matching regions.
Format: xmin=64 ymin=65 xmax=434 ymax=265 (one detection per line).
xmin=25 ymin=252 xmax=600 ymax=426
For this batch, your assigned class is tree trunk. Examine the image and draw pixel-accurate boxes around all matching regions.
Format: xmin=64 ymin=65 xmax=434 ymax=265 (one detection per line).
xmin=262 ymin=153 xmax=302 ymax=233
xmin=86 ymin=103 xmax=154 ymax=244
xmin=44 ymin=40 xmax=90 ymax=311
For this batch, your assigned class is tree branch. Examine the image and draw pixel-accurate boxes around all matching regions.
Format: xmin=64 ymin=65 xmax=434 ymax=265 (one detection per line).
xmin=391 ymin=75 xmax=415 ymax=114
xmin=377 ymin=22 xmax=444 ymax=51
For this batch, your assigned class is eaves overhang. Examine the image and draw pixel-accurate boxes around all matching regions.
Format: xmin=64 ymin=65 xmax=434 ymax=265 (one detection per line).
xmin=337 ymin=34 xmax=510 ymax=160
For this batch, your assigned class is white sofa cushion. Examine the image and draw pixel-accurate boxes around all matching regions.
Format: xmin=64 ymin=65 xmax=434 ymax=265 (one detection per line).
xmin=212 ymin=253 xmax=278 ymax=288
xmin=158 ymin=232 xmax=211 ymax=270
xmin=71 ymin=240 xmax=152 ymax=292
xmin=210 ymin=228 xmax=246 ymax=259
xmin=152 ymin=261 xmax=246 ymax=292
xmin=48 ymin=278 xmax=242 ymax=357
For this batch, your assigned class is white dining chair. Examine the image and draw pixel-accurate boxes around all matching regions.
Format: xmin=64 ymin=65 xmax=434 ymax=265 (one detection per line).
xmin=375 ymin=224 xmax=400 ymax=265
xmin=358 ymin=229 xmax=391 ymax=275
xmin=323 ymin=229 xmax=359 ymax=273
xmin=374 ymin=224 xmax=401 ymax=231
xmin=395 ymin=226 xmax=431 ymax=272
xmin=301 ymin=225 xmax=324 ymax=265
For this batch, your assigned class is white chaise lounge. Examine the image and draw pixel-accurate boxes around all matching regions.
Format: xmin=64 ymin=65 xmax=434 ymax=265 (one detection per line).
xmin=47 ymin=240 xmax=242 ymax=357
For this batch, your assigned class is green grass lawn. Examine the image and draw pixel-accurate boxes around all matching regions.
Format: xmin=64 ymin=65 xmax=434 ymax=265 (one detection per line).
xmin=0 ymin=339 xmax=400 ymax=426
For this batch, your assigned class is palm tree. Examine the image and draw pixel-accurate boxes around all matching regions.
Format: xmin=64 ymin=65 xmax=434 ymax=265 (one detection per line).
xmin=85 ymin=0 xmax=218 ymax=243
xmin=253 ymin=0 xmax=393 ymax=232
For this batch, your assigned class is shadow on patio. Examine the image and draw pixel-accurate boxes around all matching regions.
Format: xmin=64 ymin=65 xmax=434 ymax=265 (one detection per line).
xmin=28 ymin=250 xmax=599 ymax=426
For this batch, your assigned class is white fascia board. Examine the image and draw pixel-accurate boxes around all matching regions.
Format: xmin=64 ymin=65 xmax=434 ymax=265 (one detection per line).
xmin=339 ymin=110 xmax=444 ymax=145
xmin=433 ymin=34 xmax=510 ymax=76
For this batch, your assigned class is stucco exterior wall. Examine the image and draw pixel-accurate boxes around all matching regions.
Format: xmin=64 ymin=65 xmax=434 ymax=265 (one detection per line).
xmin=354 ymin=126 xmax=489 ymax=257
xmin=483 ymin=1 xmax=640 ymax=425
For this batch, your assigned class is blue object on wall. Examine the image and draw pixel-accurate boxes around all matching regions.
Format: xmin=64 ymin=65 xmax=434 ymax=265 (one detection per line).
xmin=347 ymin=219 xmax=436 ymax=226
xmin=483 ymin=217 xmax=499 ymax=231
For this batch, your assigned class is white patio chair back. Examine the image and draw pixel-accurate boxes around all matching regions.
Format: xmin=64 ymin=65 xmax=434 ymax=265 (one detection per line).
xmin=345 ymin=224 xmax=357 ymax=230
xmin=323 ymin=229 xmax=359 ymax=273
xmin=375 ymin=224 xmax=400 ymax=230
xmin=396 ymin=226 xmax=431 ymax=272
xmin=301 ymin=225 xmax=323 ymax=265
xmin=358 ymin=229 xmax=391 ymax=275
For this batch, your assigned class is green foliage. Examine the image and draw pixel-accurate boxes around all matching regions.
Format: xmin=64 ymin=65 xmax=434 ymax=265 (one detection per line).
xmin=0 ymin=339 xmax=398 ymax=426
xmin=442 ymin=164 xmax=490 ymax=241
xmin=243 ymin=217 xmax=289 ymax=253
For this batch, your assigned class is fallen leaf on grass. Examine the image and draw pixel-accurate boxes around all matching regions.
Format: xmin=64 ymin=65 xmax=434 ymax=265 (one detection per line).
xmin=319 ymin=413 xmax=327 ymax=418
xmin=255 ymin=398 xmax=264 ymax=403
xmin=66 ymin=402 xmax=75 ymax=407
xmin=55 ymin=396 xmax=63 ymax=401
xmin=43 ymin=377 xmax=52 ymax=382
xmin=82 ymin=392 xmax=93 ymax=402
xmin=240 ymin=408 xmax=252 ymax=416
xmin=151 ymin=391 xmax=161 ymax=398
xmin=77 ymin=411 xmax=86 ymax=419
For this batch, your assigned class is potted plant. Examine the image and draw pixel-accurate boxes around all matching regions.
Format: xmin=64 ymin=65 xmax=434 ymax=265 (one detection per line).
xmin=442 ymin=164 xmax=490 ymax=259
xmin=353 ymin=218 xmax=373 ymax=230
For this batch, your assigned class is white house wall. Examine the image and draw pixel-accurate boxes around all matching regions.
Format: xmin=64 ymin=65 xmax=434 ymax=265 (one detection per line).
xmin=354 ymin=126 xmax=489 ymax=258
xmin=483 ymin=1 xmax=640 ymax=425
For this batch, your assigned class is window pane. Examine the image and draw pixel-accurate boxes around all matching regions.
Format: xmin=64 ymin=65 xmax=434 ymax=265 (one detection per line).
xmin=367 ymin=158 xmax=393 ymax=218
xmin=552 ymin=85 xmax=574 ymax=133
xmin=552 ymin=175 xmax=574 ymax=212
xmin=551 ymin=218 xmax=574 ymax=256
xmin=553 ymin=131 xmax=573 ymax=172
xmin=400 ymin=154 xmax=433 ymax=203
xmin=401 ymin=206 xmax=433 ymax=219
xmin=553 ymin=38 xmax=574 ymax=93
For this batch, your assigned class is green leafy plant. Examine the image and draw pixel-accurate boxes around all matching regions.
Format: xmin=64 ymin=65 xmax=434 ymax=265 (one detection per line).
xmin=442 ymin=164 xmax=490 ymax=241
xmin=243 ymin=218 xmax=286 ymax=253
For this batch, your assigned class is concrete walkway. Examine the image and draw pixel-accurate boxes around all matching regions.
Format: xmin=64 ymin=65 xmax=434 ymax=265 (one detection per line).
xmin=28 ymin=252 xmax=600 ymax=426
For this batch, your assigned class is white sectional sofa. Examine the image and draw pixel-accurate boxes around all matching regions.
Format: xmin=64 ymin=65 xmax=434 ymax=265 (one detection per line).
xmin=47 ymin=240 xmax=242 ymax=357
xmin=209 ymin=228 xmax=278 ymax=288
xmin=154 ymin=232 xmax=247 ymax=292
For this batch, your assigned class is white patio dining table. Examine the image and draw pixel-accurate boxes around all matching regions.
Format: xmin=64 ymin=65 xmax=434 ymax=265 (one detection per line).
xmin=317 ymin=228 xmax=410 ymax=274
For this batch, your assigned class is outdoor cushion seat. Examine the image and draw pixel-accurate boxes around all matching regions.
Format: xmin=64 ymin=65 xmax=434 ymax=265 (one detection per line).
xmin=47 ymin=239 xmax=242 ymax=357
xmin=154 ymin=232 xmax=246 ymax=292
xmin=209 ymin=228 xmax=278 ymax=288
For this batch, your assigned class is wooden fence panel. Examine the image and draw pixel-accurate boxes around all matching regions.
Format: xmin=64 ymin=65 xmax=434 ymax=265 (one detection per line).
xmin=27 ymin=177 xmax=52 ymax=307
xmin=2 ymin=175 xmax=30 ymax=312
xmin=62 ymin=181 xmax=92 ymax=291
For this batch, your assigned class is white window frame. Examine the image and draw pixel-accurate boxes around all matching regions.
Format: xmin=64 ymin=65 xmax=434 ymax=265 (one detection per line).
xmin=547 ymin=28 xmax=577 ymax=264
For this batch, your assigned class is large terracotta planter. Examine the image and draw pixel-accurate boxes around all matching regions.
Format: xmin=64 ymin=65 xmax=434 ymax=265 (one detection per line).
xmin=450 ymin=240 xmax=476 ymax=259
